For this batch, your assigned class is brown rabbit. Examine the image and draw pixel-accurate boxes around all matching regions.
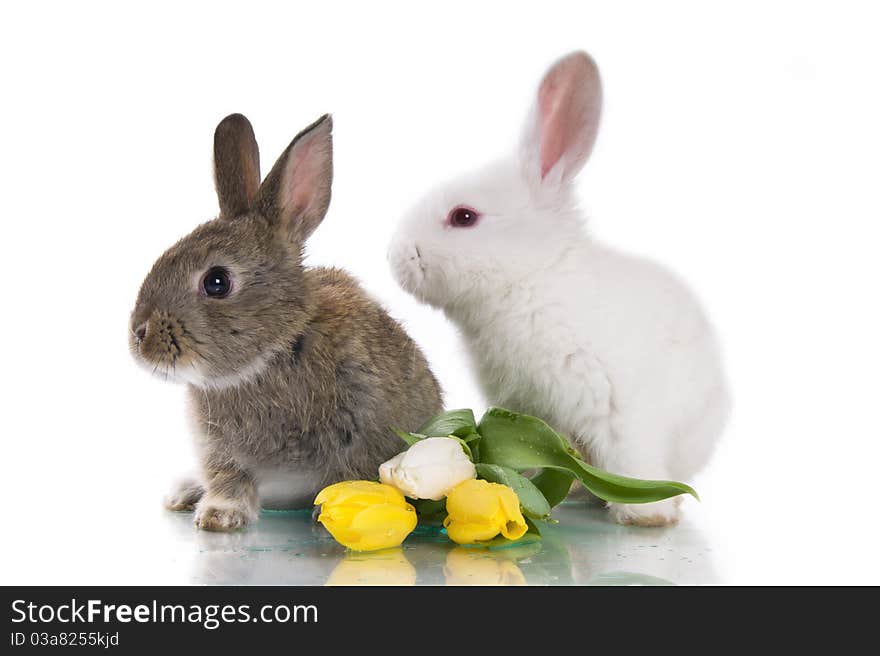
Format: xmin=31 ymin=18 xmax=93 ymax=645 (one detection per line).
xmin=129 ymin=113 xmax=443 ymax=531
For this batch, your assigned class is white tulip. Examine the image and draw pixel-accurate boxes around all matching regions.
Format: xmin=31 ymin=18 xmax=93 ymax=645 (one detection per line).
xmin=378 ymin=437 xmax=477 ymax=501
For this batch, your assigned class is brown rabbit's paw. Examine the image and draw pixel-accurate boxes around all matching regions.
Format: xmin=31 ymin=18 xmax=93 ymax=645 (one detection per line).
xmin=194 ymin=503 xmax=254 ymax=532
xmin=164 ymin=478 xmax=205 ymax=512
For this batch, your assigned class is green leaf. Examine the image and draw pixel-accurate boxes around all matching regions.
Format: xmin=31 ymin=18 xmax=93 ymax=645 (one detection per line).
xmin=477 ymin=407 xmax=698 ymax=505
xmin=392 ymin=428 xmax=426 ymax=448
xmin=530 ymin=469 xmax=575 ymax=508
xmin=475 ymin=463 xmax=551 ymax=519
xmin=417 ymin=409 xmax=477 ymax=438
xmin=462 ymin=433 xmax=482 ymax=462
xmin=576 ymin=456 xmax=699 ymax=501
xmin=523 ymin=516 xmax=543 ymax=537
xmin=409 ymin=497 xmax=447 ymax=521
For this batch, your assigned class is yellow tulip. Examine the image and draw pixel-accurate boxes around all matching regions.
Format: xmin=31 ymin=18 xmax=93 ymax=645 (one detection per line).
xmin=314 ymin=481 xmax=417 ymax=552
xmin=443 ymin=479 xmax=528 ymax=545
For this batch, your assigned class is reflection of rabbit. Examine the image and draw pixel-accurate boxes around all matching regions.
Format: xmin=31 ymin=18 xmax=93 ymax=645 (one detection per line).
xmin=181 ymin=512 xmax=342 ymax=585
xmin=130 ymin=114 xmax=442 ymax=531
xmin=389 ymin=51 xmax=730 ymax=526
xmin=550 ymin=502 xmax=718 ymax=585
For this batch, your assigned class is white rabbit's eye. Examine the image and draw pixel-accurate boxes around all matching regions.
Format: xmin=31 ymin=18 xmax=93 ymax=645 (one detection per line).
xmin=202 ymin=267 xmax=232 ymax=298
xmin=448 ymin=206 xmax=480 ymax=228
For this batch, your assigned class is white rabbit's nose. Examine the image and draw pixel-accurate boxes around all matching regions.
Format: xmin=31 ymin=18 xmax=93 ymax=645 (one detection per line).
xmin=387 ymin=236 xmax=426 ymax=293
xmin=387 ymin=235 xmax=413 ymax=263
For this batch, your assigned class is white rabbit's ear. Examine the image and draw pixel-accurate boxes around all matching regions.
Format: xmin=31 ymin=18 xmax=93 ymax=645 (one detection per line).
xmin=256 ymin=114 xmax=333 ymax=243
xmin=520 ymin=51 xmax=602 ymax=187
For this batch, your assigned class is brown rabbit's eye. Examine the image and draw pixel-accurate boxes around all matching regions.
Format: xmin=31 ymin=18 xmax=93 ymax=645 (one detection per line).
xmin=448 ymin=206 xmax=480 ymax=228
xmin=202 ymin=267 xmax=232 ymax=298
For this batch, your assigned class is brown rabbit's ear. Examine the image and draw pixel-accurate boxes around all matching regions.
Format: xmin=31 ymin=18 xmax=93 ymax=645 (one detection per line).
xmin=213 ymin=113 xmax=261 ymax=217
xmin=256 ymin=114 xmax=333 ymax=243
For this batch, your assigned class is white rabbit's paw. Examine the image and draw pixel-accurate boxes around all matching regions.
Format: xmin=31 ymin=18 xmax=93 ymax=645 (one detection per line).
xmin=163 ymin=478 xmax=205 ymax=512
xmin=194 ymin=500 xmax=255 ymax=532
xmin=609 ymin=499 xmax=680 ymax=527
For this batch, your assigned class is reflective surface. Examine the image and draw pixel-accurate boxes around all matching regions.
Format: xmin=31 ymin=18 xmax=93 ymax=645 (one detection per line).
xmin=166 ymin=501 xmax=717 ymax=586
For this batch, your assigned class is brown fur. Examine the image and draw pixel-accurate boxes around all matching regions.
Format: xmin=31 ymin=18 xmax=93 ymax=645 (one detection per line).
xmin=130 ymin=114 xmax=442 ymax=531
xmin=213 ymin=113 xmax=261 ymax=216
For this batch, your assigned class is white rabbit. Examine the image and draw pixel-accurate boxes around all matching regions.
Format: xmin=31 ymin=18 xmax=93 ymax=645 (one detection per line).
xmin=388 ymin=51 xmax=730 ymax=526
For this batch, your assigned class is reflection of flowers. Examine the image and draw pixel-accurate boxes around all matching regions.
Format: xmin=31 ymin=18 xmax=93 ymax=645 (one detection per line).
xmin=443 ymin=479 xmax=528 ymax=544
xmin=379 ymin=437 xmax=476 ymax=500
xmin=443 ymin=547 xmax=527 ymax=586
xmin=314 ymin=481 xmax=417 ymax=551
xmin=325 ymin=549 xmax=417 ymax=586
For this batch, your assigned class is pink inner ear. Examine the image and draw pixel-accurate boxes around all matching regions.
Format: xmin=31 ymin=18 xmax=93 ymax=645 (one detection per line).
xmin=281 ymin=132 xmax=329 ymax=219
xmin=537 ymin=53 xmax=600 ymax=180
xmin=538 ymin=77 xmax=569 ymax=178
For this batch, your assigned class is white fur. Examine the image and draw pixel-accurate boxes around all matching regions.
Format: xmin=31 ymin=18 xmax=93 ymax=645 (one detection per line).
xmin=388 ymin=51 xmax=730 ymax=525
xmin=194 ymin=353 xmax=273 ymax=391
xmin=254 ymin=466 xmax=324 ymax=509
xmin=133 ymin=350 xmax=272 ymax=391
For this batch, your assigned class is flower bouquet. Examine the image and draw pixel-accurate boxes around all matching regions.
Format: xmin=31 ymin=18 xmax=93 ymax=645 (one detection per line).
xmin=314 ymin=407 xmax=697 ymax=551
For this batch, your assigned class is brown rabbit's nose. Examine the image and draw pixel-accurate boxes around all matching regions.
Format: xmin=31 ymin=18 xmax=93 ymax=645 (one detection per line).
xmin=134 ymin=322 xmax=147 ymax=343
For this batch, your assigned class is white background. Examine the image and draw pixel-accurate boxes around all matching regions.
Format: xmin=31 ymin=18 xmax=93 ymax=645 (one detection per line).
xmin=1 ymin=1 xmax=878 ymax=585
